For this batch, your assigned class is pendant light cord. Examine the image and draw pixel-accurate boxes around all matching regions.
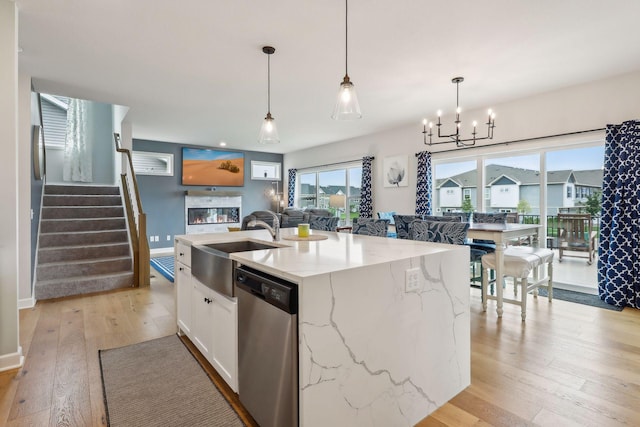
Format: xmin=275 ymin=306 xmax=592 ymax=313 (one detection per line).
xmin=345 ymin=0 xmax=349 ymax=76
xmin=267 ymin=53 xmax=271 ymax=114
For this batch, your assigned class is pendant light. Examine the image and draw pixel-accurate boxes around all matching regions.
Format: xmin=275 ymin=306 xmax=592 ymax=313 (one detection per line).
xmin=258 ymin=46 xmax=280 ymax=144
xmin=332 ymin=0 xmax=362 ymax=120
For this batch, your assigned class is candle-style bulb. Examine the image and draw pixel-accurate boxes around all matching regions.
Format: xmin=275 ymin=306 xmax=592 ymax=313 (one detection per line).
xmin=456 ymin=107 xmax=461 ymax=114
xmin=422 ymin=118 xmax=427 ymax=125
xmin=437 ymin=110 xmax=442 ymax=117
xmin=472 ymin=121 xmax=477 ymax=127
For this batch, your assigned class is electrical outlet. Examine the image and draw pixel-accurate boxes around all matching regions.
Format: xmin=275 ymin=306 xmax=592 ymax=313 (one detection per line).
xmin=154 ymin=235 xmax=159 ymax=242
xmin=166 ymin=235 xmax=171 ymax=241
xmin=405 ymin=267 xmax=421 ymax=292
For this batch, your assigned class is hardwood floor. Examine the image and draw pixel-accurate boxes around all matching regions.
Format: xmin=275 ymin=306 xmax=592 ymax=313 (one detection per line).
xmin=1 ymin=272 xmax=639 ymax=426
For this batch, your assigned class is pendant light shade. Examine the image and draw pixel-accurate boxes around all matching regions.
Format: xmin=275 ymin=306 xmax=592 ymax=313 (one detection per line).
xmin=259 ymin=46 xmax=280 ymax=144
xmin=332 ymin=0 xmax=362 ymax=120
xmin=259 ymin=112 xmax=279 ymax=144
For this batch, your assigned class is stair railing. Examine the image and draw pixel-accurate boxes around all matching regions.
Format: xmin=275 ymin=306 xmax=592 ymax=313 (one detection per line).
xmin=114 ymin=132 xmax=150 ymax=287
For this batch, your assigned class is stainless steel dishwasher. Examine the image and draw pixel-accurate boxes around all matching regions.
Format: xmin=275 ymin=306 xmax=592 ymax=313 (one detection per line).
xmin=234 ymin=265 xmax=298 ymax=427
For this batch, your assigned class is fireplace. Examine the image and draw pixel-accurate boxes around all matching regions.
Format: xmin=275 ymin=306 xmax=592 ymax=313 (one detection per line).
xmin=188 ymin=207 xmax=240 ymax=225
xmin=185 ymin=192 xmax=242 ymax=234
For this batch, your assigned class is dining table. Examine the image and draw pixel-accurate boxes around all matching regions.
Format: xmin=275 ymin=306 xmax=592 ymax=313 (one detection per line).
xmin=467 ymin=222 xmax=542 ymax=317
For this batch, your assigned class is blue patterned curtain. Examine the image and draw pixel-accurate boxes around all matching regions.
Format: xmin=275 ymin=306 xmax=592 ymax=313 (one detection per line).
xmin=287 ymin=168 xmax=297 ymax=207
xmin=598 ymin=120 xmax=640 ymax=308
xmin=415 ymin=151 xmax=432 ymax=217
xmin=359 ymin=156 xmax=374 ymax=218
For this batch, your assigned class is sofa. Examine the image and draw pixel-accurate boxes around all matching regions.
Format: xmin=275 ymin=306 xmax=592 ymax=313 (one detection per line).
xmin=240 ymin=208 xmax=334 ymax=230
xmin=279 ymin=207 xmax=332 ymax=228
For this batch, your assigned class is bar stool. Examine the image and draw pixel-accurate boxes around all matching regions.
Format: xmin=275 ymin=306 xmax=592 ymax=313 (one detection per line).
xmin=481 ymin=246 xmax=554 ymax=321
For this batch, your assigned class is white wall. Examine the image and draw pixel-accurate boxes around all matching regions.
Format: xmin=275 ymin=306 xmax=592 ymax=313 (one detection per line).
xmin=18 ymin=74 xmax=32 ymax=304
xmin=0 ymin=1 xmax=23 ymax=371
xmin=284 ymin=70 xmax=640 ymax=214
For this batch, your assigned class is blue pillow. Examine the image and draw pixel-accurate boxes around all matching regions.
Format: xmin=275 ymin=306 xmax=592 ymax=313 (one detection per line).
xmin=377 ymin=211 xmax=396 ymax=225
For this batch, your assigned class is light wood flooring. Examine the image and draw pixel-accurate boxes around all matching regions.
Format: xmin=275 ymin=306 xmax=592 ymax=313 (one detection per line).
xmin=1 ymin=271 xmax=639 ymax=426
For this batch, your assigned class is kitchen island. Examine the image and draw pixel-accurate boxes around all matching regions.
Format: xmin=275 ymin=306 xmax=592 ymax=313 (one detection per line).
xmin=175 ymin=227 xmax=470 ymax=426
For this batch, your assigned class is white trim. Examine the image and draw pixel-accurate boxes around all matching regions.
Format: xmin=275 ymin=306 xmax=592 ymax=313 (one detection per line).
xmin=18 ymin=297 xmax=35 ymax=309
xmin=151 ymin=247 xmax=174 ymax=256
xmin=41 ymin=93 xmax=68 ymax=110
xmin=0 ymin=346 xmax=24 ymax=372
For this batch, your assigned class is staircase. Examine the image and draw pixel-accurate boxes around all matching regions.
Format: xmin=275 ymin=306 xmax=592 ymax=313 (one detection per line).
xmin=34 ymin=185 xmax=134 ymax=300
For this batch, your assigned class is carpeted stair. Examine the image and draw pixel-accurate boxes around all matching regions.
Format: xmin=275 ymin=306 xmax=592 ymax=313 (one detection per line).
xmin=35 ymin=184 xmax=134 ymax=300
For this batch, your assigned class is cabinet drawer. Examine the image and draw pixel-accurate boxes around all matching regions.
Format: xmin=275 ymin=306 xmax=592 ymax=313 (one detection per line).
xmin=175 ymin=241 xmax=191 ymax=267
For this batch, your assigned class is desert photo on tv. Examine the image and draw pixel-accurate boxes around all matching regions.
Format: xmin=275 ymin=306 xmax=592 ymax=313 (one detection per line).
xmin=182 ymin=148 xmax=245 ymax=186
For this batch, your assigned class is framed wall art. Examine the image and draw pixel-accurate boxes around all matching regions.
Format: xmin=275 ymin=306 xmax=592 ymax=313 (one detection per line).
xmin=182 ymin=147 xmax=245 ymax=186
xmin=383 ymin=155 xmax=408 ymax=187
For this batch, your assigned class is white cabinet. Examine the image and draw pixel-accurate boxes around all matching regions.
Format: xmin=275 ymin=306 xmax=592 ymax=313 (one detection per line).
xmin=210 ymin=289 xmax=238 ymax=392
xmin=192 ymin=279 xmax=215 ymax=359
xmin=176 ymin=241 xmax=191 ymax=266
xmin=191 ymin=278 xmax=238 ymax=392
xmin=175 ymin=262 xmax=192 ymax=335
xmin=174 ymin=239 xmax=239 ymax=393
xmin=175 ymin=241 xmax=193 ymax=336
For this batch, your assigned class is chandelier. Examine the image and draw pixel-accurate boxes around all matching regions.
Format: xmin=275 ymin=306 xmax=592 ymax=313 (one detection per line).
xmin=422 ymin=77 xmax=496 ymax=147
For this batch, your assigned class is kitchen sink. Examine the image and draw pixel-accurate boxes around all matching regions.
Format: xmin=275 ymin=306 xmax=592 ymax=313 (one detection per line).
xmin=191 ymin=240 xmax=284 ymax=297
xmin=201 ymin=240 xmax=282 ymax=255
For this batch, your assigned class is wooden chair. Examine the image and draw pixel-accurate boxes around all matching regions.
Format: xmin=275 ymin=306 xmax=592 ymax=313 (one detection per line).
xmin=557 ymin=213 xmax=597 ymax=265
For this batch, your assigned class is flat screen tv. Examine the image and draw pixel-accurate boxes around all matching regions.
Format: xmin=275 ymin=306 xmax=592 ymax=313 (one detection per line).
xmin=182 ymin=147 xmax=245 ymax=186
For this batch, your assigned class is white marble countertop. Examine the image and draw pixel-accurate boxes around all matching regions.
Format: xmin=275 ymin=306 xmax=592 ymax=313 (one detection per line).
xmin=175 ymin=227 xmax=466 ymax=282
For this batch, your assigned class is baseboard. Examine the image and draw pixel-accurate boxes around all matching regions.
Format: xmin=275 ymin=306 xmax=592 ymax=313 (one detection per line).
xmin=151 ymin=247 xmax=174 ymax=256
xmin=554 ymin=282 xmax=598 ymax=295
xmin=18 ymin=297 xmax=35 ymax=309
xmin=0 ymin=346 xmax=24 ymax=373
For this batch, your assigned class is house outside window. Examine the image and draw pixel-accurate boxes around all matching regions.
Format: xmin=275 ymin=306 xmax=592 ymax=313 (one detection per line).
xmin=297 ymin=164 xmax=362 ymax=223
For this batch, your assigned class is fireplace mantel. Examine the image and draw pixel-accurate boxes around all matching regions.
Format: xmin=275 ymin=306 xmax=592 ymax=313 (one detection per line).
xmin=185 ymin=190 xmax=243 ymax=197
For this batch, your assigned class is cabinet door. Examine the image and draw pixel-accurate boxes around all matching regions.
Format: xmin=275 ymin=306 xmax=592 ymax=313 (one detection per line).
xmin=192 ymin=280 xmax=214 ymax=360
xmin=175 ymin=241 xmax=191 ymax=267
xmin=175 ymin=262 xmax=192 ymax=335
xmin=211 ymin=293 xmax=238 ymax=392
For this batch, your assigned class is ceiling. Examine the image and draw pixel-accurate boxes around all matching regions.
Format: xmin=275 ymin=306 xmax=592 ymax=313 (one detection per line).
xmin=16 ymin=0 xmax=640 ymax=154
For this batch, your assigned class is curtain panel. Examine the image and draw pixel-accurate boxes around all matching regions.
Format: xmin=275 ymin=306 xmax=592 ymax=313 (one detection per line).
xmin=287 ymin=168 xmax=297 ymax=207
xmin=359 ymin=156 xmax=374 ymax=218
xmin=63 ymin=98 xmax=92 ymax=182
xmin=598 ymin=120 xmax=640 ymax=308
xmin=415 ymin=151 xmax=433 ymax=217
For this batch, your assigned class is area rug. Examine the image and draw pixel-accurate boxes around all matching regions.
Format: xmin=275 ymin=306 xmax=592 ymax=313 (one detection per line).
xmin=99 ymin=335 xmax=244 ymax=427
xmin=150 ymin=256 xmax=174 ymax=282
xmin=537 ymin=288 xmax=623 ymax=311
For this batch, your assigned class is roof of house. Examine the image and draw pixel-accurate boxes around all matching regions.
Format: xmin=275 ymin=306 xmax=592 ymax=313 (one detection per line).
xmin=436 ymin=164 xmax=602 ymax=189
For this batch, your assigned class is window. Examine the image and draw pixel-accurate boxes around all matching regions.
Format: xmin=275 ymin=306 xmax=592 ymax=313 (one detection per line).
xmin=566 ymin=186 xmax=573 ymax=198
xmin=298 ymin=173 xmax=317 ymax=208
xmin=433 ymin=160 xmax=476 ymax=213
xmin=40 ymin=94 xmax=69 ymax=148
xmin=132 ymin=151 xmax=174 ymax=176
xmin=297 ymin=163 xmax=362 ymax=224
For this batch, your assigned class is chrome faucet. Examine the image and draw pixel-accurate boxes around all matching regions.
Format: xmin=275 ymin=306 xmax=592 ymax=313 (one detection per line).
xmin=248 ymin=212 xmax=280 ymax=241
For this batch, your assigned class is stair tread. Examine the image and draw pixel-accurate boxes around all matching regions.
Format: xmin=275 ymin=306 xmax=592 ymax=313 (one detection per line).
xmin=42 ymin=206 xmax=123 ymax=209
xmin=37 ymin=255 xmax=131 ymax=267
xmin=35 ymin=270 xmax=133 ymax=285
xmin=39 ymin=242 xmax=129 ymax=251
xmin=40 ymin=229 xmax=127 ymax=236
xmin=41 ymin=217 xmax=126 ymax=222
